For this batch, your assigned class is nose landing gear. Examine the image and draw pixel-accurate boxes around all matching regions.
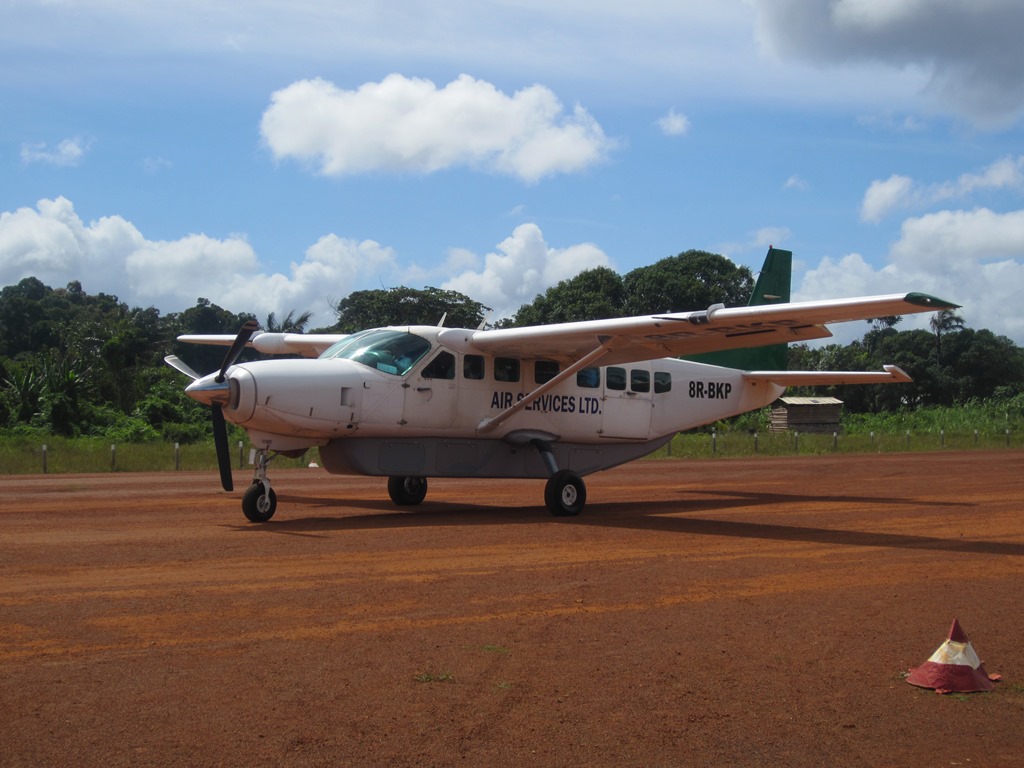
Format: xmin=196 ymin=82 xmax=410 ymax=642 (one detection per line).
xmin=241 ymin=449 xmax=278 ymax=523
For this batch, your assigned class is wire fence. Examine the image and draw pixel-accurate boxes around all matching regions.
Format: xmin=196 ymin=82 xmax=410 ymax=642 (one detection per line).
xmin=1 ymin=427 xmax=1019 ymax=475
xmin=0 ymin=439 xmax=314 ymax=475
xmin=651 ymin=427 xmax=1016 ymax=460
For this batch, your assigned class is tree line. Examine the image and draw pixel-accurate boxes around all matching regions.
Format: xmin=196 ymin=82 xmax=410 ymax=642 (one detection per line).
xmin=1 ymin=251 xmax=1020 ymax=441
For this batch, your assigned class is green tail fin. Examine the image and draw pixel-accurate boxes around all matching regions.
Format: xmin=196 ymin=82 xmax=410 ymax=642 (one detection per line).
xmin=687 ymin=246 xmax=792 ymax=371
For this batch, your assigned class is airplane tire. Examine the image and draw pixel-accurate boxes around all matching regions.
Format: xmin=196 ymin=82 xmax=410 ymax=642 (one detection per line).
xmin=388 ymin=476 xmax=428 ymax=506
xmin=242 ymin=482 xmax=277 ymax=523
xmin=545 ymin=470 xmax=586 ymax=516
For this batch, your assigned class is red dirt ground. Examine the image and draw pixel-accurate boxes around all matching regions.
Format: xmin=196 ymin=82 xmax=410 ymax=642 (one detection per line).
xmin=1 ymin=451 xmax=1023 ymax=767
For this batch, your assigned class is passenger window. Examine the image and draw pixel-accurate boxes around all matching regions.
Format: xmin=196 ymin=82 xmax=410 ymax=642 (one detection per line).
xmin=654 ymin=371 xmax=672 ymax=394
xmin=631 ymin=369 xmax=651 ymax=393
xmin=577 ymin=367 xmax=600 ymax=389
xmin=535 ymin=360 xmax=559 ymax=384
xmin=606 ymin=367 xmax=626 ymax=391
xmin=422 ymin=351 xmax=455 ymax=380
xmin=464 ymin=354 xmax=485 ymax=380
xmin=494 ymin=357 xmax=520 ymax=383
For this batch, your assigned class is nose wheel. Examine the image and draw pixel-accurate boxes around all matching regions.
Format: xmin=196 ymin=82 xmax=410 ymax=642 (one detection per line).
xmin=242 ymin=481 xmax=277 ymax=522
xmin=241 ymin=449 xmax=277 ymax=522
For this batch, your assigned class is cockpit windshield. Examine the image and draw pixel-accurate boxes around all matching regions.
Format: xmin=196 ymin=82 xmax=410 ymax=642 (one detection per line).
xmin=318 ymin=329 xmax=431 ymax=376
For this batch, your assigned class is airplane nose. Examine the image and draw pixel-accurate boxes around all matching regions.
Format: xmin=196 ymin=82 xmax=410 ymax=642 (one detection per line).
xmin=185 ymin=374 xmax=230 ymax=406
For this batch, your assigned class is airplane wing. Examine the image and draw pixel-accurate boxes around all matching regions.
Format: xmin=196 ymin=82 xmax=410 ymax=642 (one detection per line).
xmin=176 ymin=332 xmax=347 ymax=358
xmin=438 ymin=292 xmax=958 ymax=366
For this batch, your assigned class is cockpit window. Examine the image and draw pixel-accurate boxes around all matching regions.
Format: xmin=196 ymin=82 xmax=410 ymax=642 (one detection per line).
xmin=318 ymin=329 xmax=431 ymax=376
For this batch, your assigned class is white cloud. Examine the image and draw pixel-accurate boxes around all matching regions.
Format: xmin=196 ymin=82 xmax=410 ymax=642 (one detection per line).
xmin=442 ymin=223 xmax=612 ymax=317
xmin=797 ymin=206 xmax=1024 ymax=343
xmin=861 ymin=174 xmax=915 ymax=223
xmin=954 ymin=155 xmax=1024 ymax=196
xmin=260 ymin=74 xmax=615 ymax=183
xmin=0 ymin=197 xmax=612 ymax=328
xmin=20 ymin=137 xmax=92 ymax=167
xmin=657 ymin=109 xmax=690 ymax=137
xmin=2 ymin=3 xmax=757 ymax=100
xmin=140 ymin=156 xmax=173 ymax=174
xmin=752 ymin=0 xmax=1024 ymax=125
xmin=783 ymin=174 xmax=808 ymax=191
xmin=717 ymin=226 xmax=792 ymax=260
xmin=861 ymin=156 xmax=1024 ymax=222
xmin=856 ymin=112 xmax=927 ymax=132
xmin=0 ymin=197 xmax=399 ymax=325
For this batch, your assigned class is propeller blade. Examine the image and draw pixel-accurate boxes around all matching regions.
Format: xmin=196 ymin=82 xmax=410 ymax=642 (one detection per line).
xmin=216 ymin=319 xmax=260 ymax=383
xmin=211 ymin=404 xmax=234 ymax=491
xmin=164 ymin=354 xmax=200 ymax=381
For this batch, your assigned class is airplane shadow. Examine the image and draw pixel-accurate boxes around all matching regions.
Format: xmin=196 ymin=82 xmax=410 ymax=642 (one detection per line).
xmin=223 ymin=488 xmax=1024 ymax=557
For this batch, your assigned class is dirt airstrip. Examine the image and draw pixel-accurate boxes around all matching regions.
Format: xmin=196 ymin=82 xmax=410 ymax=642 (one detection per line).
xmin=1 ymin=451 xmax=1023 ymax=767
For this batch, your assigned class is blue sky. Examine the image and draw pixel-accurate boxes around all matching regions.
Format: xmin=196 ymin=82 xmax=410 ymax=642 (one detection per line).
xmin=2 ymin=0 xmax=1024 ymax=344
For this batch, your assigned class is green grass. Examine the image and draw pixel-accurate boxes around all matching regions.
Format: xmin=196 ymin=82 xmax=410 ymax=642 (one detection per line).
xmin=1 ymin=397 xmax=1022 ymax=474
xmin=648 ymin=399 xmax=1023 ymax=459
xmin=0 ymin=436 xmax=315 ymax=475
xmin=649 ymin=427 xmax=1017 ymax=460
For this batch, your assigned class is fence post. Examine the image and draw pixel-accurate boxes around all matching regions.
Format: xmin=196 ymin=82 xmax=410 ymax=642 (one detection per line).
xmin=753 ymin=432 xmax=759 ymax=454
xmin=940 ymin=429 xmax=944 ymax=448
xmin=238 ymin=441 xmax=245 ymax=469
xmin=974 ymin=429 xmax=979 ymax=446
xmin=870 ymin=431 xmax=875 ymax=448
xmin=833 ymin=431 xmax=838 ymax=450
xmin=794 ymin=431 xmax=799 ymax=453
xmin=906 ymin=430 xmax=911 ymax=448
xmin=175 ymin=442 xmax=181 ymax=471
xmin=42 ymin=444 xmax=47 ymax=474
xmin=711 ymin=429 xmax=717 ymax=455
xmin=1007 ymin=429 xmax=1011 ymax=447
xmin=111 ymin=444 xmax=116 ymax=471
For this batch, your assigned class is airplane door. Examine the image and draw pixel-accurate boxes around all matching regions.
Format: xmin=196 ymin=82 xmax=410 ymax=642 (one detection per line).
xmin=403 ymin=350 xmax=458 ymax=429
xmin=600 ymin=365 xmax=654 ymax=439
xmin=358 ymin=375 xmax=406 ymax=428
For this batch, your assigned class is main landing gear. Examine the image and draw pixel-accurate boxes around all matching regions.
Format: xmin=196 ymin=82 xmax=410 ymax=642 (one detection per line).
xmin=388 ymin=475 xmax=428 ymax=506
xmin=239 ymin=444 xmax=586 ymax=521
xmin=533 ymin=439 xmax=586 ymax=516
xmin=242 ymin=449 xmax=278 ymax=523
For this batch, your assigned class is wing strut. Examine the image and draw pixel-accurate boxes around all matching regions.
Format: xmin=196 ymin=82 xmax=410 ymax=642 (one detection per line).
xmin=477 ymin=340 xmax=613 ymax=435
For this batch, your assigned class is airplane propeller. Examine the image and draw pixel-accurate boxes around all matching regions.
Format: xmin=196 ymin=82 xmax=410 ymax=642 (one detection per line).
xmin=165 ymin=319 xmax=260 ymax=492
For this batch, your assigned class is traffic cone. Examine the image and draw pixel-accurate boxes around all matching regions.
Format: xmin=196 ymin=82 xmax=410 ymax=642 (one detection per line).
xmin=906 ymin=618 xmax=998 ymax=694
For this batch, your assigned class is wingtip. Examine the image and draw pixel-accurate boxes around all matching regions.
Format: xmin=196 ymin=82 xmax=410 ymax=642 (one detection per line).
xmin=905 ymin=292 xmax=960 ymax=310
xmin=882 ymin=364 xmax=912 ymax=383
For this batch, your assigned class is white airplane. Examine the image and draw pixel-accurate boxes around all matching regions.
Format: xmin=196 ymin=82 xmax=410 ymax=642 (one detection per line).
xmin=166 ymin=248 xmax=957 ymax=522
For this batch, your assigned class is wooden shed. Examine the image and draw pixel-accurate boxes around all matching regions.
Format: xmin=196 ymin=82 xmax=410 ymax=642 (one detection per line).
xmin=769 ymin=396 xmax=843 ymax=434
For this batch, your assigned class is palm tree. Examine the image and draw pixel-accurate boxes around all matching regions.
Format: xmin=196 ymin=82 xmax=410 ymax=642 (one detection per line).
xmin=930 ymin=309 xmax=965 ymax=359
xmin=264 ymin=309 xmax=313 ymax=334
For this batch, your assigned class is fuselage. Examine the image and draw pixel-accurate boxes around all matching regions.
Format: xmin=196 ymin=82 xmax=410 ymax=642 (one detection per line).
xmin=185 ymin=325 xmax=783 ymax=478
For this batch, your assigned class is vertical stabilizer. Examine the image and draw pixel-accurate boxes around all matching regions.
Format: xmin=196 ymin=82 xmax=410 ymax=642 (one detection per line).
xmin=687 ymin=246 xmax=792 ymax=371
